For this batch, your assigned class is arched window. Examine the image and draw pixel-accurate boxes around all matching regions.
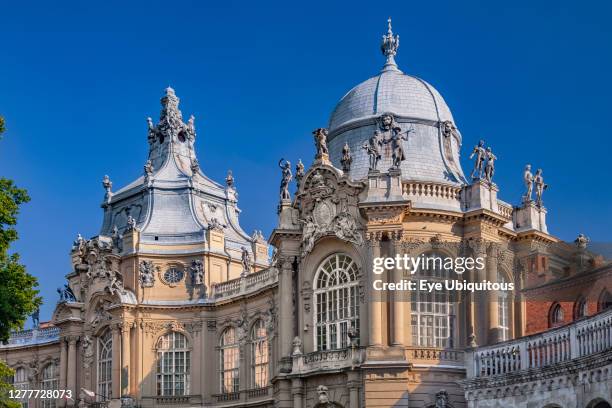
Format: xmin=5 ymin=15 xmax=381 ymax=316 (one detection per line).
xmin=97 ymin=330 xmax=112 ymax=400
xmin=250 ymin=320 xmax=269 ymax=389
xmin=574 ymin=297 xmax=588 ymax=319
xmin=220 ymin=327 xmax=239 ymax=393
xmin=41 ymin=363 xmax=58 ymax=408
xmin=599 ymin=289 xmax=611 ymax=312
xmin=156 ymin=332 xmax=190 ymax=396
xmin=13 ymin=367 xmax=29 ymax=408
xmin=313 ymin=253 xmax=360 ymax=351
xmin=410 ymin=252 xmax=455 ymax=348
xmin=549 ymin=303 xmax=564 ymax=327
xmin=498 ymin=272 xmax=511 ymax=341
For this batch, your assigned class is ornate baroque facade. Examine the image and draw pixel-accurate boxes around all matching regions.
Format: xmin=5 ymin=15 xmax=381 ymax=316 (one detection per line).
xmin=1 ymin=20 xmax=611 ymax=408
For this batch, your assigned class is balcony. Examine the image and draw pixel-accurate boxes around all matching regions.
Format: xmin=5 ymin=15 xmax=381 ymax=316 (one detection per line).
xmin=210 ymin=268 xmax=278 ymax=300
xmin=404 ymin=346 xmax=465 ymax=368
xmin=212 ymin=386 xmax=272 ymax=404
xmin=465 ymin=308 xmax=612 ymax=379
xmin=291 ymin=347 xmax=364 ymax=375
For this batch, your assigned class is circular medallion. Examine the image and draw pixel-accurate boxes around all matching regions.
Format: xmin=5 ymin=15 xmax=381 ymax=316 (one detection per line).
xmin=163 ymin=267 xmax=184 ymax=286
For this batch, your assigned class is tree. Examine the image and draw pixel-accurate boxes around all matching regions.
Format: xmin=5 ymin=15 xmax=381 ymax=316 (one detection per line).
xmin=0 ymin=116 xmax=41 ymax=408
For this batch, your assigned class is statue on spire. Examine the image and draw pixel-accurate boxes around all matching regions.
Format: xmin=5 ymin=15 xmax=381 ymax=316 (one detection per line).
xmin=381 ymin=17 xmax=400 ymax=72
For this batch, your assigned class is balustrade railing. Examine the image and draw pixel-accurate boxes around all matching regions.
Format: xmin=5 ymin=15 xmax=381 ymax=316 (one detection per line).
xmin=210 ymin=268 xmax=278 ymax=299
xmin=467 ymin=309 xmax=612 ymax=378
xmin=292 ymin=347 xmax=363 ymax=374
xmin=405 ymin=346 xmax=464 ymax=367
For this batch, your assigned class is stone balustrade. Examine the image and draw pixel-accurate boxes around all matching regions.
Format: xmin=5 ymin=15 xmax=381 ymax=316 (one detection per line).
xmin=210 ymin=268 xmax=278 ymax=300
xmin=404 ymin=346 xmax=465 ymax=368
xmin=291 ymin=347 xmax=364 ymax=375
xmin=212 ymin=386 xmax=272 ymax=403
xmin=466 ymin=309 xmax=612 ymax=378
xmin=0 ymin=326 xmax=60 ymax=348
xmin=497 ymin=200 xmax=513 ymax=219
xmin=403 ymin=182 xmax=462 ymax=200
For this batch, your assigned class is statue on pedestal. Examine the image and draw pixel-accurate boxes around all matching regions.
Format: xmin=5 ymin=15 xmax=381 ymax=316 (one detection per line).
xmin=295 ymin=159 xmax=305 ymax=189
xmin=483 ymin=147 xmax=497 ymax=183
xmin=340 ymin=142 xmax=352 ymax=172
xmin=313 ymin=128 xmax=329 ymax=159
xmin=523 ymin=164 xmax=534 ymax=203
xmin=278 ymin=159 xmax=292 ymax=201
xmin=241 ymin=246 xmax=252 ymax=275
xmin=362 ymin=134 xmax=382 ymax=171
xmin=469 ymin=140 xmax=486 ymax=179
xmin=534 ymin=168 xmax=547 ymax=207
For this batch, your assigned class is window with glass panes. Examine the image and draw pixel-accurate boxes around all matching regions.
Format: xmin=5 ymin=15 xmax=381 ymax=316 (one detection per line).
xmin=498 ymin=273 xmax=511 ymax=341
xmin=156 ymin=332 xmax=190 ymax=396
xmin=41 ymin=363 xmax=58 ymax=408
xmin=314 ymin=253 xmax=359 ymax=351
xmin=220 ymin=327 xmax=239 ymax=393
xmin=13 ymin=367 xmax=29 ymax=408
xmin=410 ymin=253 xmax=455 ymax=348
xmin=97 ymin=330 xmax=113 ymax=400
xmin=250 ymin=320 xmax=269 ymax=389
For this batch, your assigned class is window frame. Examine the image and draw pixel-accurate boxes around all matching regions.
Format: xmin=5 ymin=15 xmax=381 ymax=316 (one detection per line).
xmin=313 ymin=253 xmax=360 ymax=351
xmin=219 ymin=327 xmax=240 ymax=394
xmin=97 ymin=330 xmax=113 ymax=401
xmin=156 ymin=331 xmax=191 ymax=396
xmin=250 ymin=319 xmax=269 ymax=389
xmin=41 ymin=363 xmax=58 ymax=408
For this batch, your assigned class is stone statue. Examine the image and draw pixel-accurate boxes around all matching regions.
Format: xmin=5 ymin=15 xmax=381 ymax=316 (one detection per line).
xmin=252 ymin=230 xmax=265 ymax=243
xmin=435 ymin=390 xmax=449 ymax=408
xmin=362 ymin=134 xmax=382 ymax=171
xmin=468 ymin=140 xmax=486 ymax=179
xmin=347 ymin=325 xmax=359 ymax=347
xmin=147 ymin=117 xmax=156 ymax=145
xmin=523 ymin=164 xmax=534 ymax=203
xmin=186 ymin=115 xmax=196 ymax=141
xmin=139 ymin=260 xmax=155 ymax=288
xmin=292 ymin=336 xmax=303 ymax=356
xmin=340 ymin=142 xmax=352 ymax=172
xmin=383 ymin=124 xmax=412 ymax=169
xmin=441 ymin=120 xmax=455 ymax=138
xmin=31 ymin=308 xmax=40 ymax=328
xmin=190 ymin=260 xmax=204 ymax=285
xmin=534 ymin=168 xmax=547 ymax=207
xmin=208 ymin=217 xmax=224 ymax=231
xmin=334 ymin=212 xmax=362 ymax=246
xmin=295 ymin=159 xmax=305 ymax=189
xmin=483 ymin=147 xmax=497 ymax=183
xmin=81 ymin=335 xmax=94 ymax=368
xmin=241 ymin=246 xmax=252 ymax=274
xmin=144 ymin=160 xmax=153 ymax=178
xmin=57 ymin=284 xmax=76 ymax=302
xmin=225 ymin=170 xmax=234 ymax=189
xmin=190 ymin=158 xmax=200 ymax=173
xmin=313 ymin=128 xmax=329 ymax=159
xmin=317 ymin=385 xmax=329 ymax=405
xmin=106 ymin=268 xmax=124 ymax=295
xmin=278 ymin=159 xmax=292 ymax=201
xmin=301 ymin=216 xmax=317 ymax=255
xmin=575 ymin=233 xmax=590 ymax=249
xmin=126 ymin=215 xmax=136 ymax=231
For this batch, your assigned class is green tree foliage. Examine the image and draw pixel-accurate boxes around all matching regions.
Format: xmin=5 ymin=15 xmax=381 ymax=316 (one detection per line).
xmin=0 ymin=116 xmax=41 ymax=408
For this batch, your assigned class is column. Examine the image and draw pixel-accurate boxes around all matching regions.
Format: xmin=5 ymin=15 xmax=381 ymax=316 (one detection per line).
xmin=347 ymin=371 xmax=360 ymax=408
xmin=59 ymin=338 xmax=68 ymax=408
xmin=391 ymin=232 xmax=404 ymax=346
xmin=487 ymin=246 xmax=500 ymax=344
xmin=67 ymin=336 xmax=78 ymax=407
xmin=121 ymin=323 xmax=131 ymax=396
xmin=291 ymin=378 xmax=303 ymax=408
xmin=279 ymin=256 xmax=295 ymax=358
xmin=368 ymin=232 xmax=383 ymax=346
xmin=111 ymin=325 xmax=121 ymax=399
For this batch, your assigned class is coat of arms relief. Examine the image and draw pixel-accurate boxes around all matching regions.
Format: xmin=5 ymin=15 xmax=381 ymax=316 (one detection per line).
xmin=299 ymin=167 xmax=364 ymax=257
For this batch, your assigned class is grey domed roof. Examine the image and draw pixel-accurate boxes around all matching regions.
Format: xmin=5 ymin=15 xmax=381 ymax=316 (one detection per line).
xmin=328 ymin=71 xmax=454 ymax=133
xmin=326 ymin=19 xmax=468 ymax=207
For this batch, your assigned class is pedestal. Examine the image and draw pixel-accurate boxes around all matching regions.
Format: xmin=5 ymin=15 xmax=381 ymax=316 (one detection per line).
xmin=513 ymin=201 xmax=548 ymax=233
xmin=463 ymin=179 xmax=499 ymax=212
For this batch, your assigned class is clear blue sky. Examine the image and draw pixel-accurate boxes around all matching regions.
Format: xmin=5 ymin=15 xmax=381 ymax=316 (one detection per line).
xmin=1 ymin=0 xmax=611 ymax=323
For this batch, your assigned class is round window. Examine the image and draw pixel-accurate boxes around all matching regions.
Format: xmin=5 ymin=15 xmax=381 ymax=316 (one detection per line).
xmin=164 ymin=267 xmax=184 ymax=284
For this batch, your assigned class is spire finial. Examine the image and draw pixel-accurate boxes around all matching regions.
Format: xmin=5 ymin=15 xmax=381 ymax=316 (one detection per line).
xmin=381 ymin=17 xmax=401 ymax=72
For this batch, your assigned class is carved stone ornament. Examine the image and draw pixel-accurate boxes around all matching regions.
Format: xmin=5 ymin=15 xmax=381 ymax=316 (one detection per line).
xmin=190 ymin=259 xmax=205 ymax=286
xmin=139 ymin=260 xmax=156 ymax=288
xmin=81 ymin=335 xmax=94 ymax=369
xmin=317 ymin=385 xmax=330 ymax=404
xmin=142 ymin=320 xmax=186 ymax=335
xmin=292 ymin=336 xmax=303 ymax=356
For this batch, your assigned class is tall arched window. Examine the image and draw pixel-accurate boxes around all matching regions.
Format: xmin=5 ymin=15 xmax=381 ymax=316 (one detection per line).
xmin=549 ymin=303 xmax=564 ymax=327
xmin=156 ymin=332 xmax=190 ymax=396
xmin=599 ymin=289 xmax=611 ymax=312
xmin=97 ymin=330 xmax=112 ymax=400
xmin=220 ymin=327 xmax=239 ymax=393
xmin=13 ymin=367 xmax=29 ymax=408
xmin=498 ymin=272 xmax=511 ymax=341
xmin=574 ymin=297 xmax=588 ymax=319
xmin=410 ymin=252 xmax=455 ymax=348
xmin=313 ymin=253 xmax=360 ymax=351
xmin=250 ymin=319 xmax=269 ymax=389
xmin=41 ymin=363 xmax=58 ymax=408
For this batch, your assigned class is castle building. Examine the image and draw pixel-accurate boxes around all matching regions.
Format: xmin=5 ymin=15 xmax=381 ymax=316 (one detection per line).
xmin=1 ymin=20 xmax=610 ymax=408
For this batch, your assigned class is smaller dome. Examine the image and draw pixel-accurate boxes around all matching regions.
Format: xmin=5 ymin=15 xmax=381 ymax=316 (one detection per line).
xmin=328 ymin=71 xmax=454 ymax=133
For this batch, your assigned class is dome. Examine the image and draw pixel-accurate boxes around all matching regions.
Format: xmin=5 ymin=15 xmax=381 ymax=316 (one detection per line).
xmin=328 ymin=71 xmax=454 ymax=133
xmin=326 ymin=19 xmax=467 ymax=201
